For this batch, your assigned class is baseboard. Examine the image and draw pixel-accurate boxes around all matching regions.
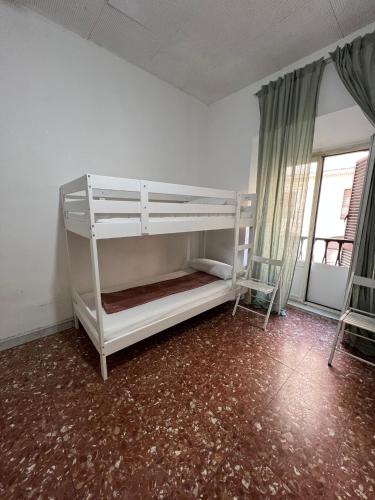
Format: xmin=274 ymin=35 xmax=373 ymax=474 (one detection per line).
xmin=0 ymin=318 xmax=74 ymax=352
xmin=288 ymin=300 xmax=340 ymax=320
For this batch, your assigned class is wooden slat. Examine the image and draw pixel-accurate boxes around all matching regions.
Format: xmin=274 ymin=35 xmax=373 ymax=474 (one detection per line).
xmin=92 ymin=189 xmax=139 ymax=200
xmin=240 ymin=193 xmax=257 ymax=201
xmin=64 ymin=199 xmax=89 ymax=212
xmin=147 ymin=180 xmax=236 ymax=200
xmin=148 ymin=216 xmax=236 ymax=234
xmin=148 ymin=202 xmax=236 ymax=214
xmin=65 ymin=217 xmax=90 ymax=238
xmin=252 ymin=255 xmax=283 ymax=266
xmin=61 ymin=176 xmax=87 ymax=195
xmin=92 ymin=200 xmax=141 ymax=214
xmin=238 ymin=243 xmax=252 ymax=251
xmin=353 ymin=275 xmax=375 ymax=289
xmin=89 ymin=174 xmax=140 ymax=192
xmin=95 ymin=220 xmax=142 ymax=239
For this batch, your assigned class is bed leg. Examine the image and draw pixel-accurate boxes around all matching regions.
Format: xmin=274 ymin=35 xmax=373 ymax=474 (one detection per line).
xmin=73 ymin=313 xmax=79 ymax=330
xmin=100 ymin=353 xmax=108 ymax=381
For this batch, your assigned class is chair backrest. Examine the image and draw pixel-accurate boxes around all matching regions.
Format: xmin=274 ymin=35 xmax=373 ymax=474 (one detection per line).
xmin=341 ymin=272 xmax=375 ymax=313
xmin=353 ymin=275 xmax=375 ymax=289
xmin=247 ymin=254 xmax=284 ymax=285
xmin=251 ymin=255 xmax=283 ymax=267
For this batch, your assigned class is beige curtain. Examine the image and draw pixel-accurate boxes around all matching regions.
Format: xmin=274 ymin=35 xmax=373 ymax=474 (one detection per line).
xmin=253 ymin=59 xmax=326 ymax=310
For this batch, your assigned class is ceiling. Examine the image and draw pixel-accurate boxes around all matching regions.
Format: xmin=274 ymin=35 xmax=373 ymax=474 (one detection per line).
xmin=12 ymin=0 xmax=375 ymax=104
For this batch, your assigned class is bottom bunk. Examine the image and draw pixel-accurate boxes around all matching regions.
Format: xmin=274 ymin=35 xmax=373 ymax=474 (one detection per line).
xmin=74 ymin=268 xmax=235 ymax=363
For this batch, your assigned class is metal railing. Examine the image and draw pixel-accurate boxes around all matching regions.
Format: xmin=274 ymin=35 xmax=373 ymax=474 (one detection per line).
xmin=298 ymin=236 xmax=354 ymax=266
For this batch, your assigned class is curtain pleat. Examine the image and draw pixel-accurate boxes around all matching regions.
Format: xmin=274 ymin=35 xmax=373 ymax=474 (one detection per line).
xmin=330 ymin=32 xmax=375 ymax=127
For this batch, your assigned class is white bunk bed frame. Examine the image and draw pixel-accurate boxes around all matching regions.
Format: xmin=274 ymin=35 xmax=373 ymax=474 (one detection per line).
xmin=60 ymin=174 xmax=256 ymax=380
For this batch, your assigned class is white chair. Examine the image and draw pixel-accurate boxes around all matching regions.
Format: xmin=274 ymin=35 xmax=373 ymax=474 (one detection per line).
xmin=232 ymin=255 xmax=283 ymax=331
xmin=328 ymin=272 xmax=375 ymax=367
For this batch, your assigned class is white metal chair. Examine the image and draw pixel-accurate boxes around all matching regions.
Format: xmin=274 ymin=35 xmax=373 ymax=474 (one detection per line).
xmin=232 ymin=255 xmax=283 ymax=331
xmin=328 ymin=272 xmax=375 ymax=368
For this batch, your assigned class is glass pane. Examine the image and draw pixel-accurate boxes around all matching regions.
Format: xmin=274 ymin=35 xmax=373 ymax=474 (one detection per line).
xmin=297 ymin=161 xmax=317 ymax=261
xmin=312 ymin=150 xmax=369 ymax=267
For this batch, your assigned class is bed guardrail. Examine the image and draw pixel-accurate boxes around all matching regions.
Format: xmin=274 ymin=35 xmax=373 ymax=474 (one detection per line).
xmin=61 ymin=174 xmax=255 ymax=239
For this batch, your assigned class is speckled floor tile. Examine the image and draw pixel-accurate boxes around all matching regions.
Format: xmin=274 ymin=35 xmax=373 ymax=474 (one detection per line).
xmin=0 ymin=392 xmax=75 ymax=499
xmin=201 ymin=448 xmax=297 ymax=499
xmin=0 ymin=305 xmax=374 ymax=499
xmin=230 ymin=366 xmax=374 ymax=499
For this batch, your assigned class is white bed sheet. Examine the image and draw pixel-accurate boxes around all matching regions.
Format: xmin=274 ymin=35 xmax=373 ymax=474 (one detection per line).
xmin=80 ymin=270 xmax=233 ymax=340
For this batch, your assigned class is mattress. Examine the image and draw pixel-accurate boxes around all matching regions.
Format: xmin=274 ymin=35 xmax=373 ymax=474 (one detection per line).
xmin=80 ymin=270 xmax=233 ymax=340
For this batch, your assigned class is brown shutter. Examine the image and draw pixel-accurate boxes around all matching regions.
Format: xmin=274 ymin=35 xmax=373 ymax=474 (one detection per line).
xmin=342 ymin=157 xmax=368 ymax=266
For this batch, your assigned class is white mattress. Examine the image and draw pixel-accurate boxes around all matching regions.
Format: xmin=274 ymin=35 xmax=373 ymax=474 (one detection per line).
xmin=80 ymin=270 xmax=233 ymax=340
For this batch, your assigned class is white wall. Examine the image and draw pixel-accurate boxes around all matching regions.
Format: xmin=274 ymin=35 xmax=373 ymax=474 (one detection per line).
xmin=204 ymin=23 xmax=375 ymax=194
xmin=204 ymin=22 xmax=375 ymax=265
xmin=0 ymin=2 xmax=208 ymax=341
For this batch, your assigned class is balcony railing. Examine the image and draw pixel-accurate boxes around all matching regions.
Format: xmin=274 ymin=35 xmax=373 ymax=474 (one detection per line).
xmin=298 ymin=236 xmax=354 ymax=266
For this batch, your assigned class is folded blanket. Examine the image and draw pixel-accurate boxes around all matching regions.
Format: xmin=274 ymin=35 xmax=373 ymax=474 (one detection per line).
xmin=101 ymin=271 xmax=219 ymax=314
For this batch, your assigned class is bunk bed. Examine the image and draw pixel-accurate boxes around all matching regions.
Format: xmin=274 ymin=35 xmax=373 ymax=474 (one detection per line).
xmin=61 ymin=174 xmax=256 ymax=379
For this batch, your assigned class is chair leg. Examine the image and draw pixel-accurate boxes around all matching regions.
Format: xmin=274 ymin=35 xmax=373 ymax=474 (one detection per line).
xmin=277 ymin=287 xmax=282 ymax=316
xmin=263 ymin=300 xmax=273 ymax=331
xmin=328 ymin=321 xmax=344 ymax=366
xmin=232 ymin=293 xmax=241 ymax=317
xmin=263 ymin=286 xmax=278 ymax=330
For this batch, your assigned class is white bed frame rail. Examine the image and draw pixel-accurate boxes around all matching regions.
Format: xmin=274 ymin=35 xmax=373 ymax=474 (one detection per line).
xmin=60 ymin=174 xmax=256 ymax=380
xmin=61 ymin=174 xmax=255 ymax=239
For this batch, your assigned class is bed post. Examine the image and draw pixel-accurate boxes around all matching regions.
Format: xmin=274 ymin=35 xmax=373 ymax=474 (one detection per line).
xmin=60 ymin=186 xmax=79 ymax=330
xmin=87 ymin=174 xmax=107 ymax=381
xmin=232 ymin=192 xmax=241 ymax=290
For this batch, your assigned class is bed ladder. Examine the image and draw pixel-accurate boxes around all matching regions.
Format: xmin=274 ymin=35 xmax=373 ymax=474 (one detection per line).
xmin=232 ymin=193 xmax=256 ymax=288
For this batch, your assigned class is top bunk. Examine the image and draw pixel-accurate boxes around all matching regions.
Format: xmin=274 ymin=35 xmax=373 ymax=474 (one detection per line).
xmin=61 ymin=174 xmax=256 ymax=239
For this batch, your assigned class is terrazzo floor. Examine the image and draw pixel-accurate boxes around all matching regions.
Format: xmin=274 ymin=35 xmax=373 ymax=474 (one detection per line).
xmin=0 ymin=305 xmax=374 ymax=499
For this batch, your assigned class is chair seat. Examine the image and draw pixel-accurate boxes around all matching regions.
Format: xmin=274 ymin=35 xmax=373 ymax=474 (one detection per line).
xmin=237 ymin=278 xmax=274 ymax=295
xmin=341 ymin=310 xmax=375 ymax=333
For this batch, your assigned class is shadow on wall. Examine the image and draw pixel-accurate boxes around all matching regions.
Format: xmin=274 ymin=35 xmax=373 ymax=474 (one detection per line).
xmin=64 ymin=226 xmax=203 ymax=296
xmin=51 ymin=195 xmax=74 ymax=323
xmin=205 ymin=228 xmax=243 ymax=267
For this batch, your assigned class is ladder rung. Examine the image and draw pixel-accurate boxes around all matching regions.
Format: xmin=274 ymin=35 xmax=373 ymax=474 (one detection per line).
xmin=238 ymin=243 xmax=252 ymax=251
xmin=240 ymin=194 xmax=256 ymax=201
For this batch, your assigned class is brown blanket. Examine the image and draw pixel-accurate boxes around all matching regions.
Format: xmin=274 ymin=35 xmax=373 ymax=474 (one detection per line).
xmin=101 ymin=271 xmax=219 ymax=314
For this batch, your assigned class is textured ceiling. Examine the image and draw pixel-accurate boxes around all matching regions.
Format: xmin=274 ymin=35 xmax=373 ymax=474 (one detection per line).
xmin=12 ymin=0 xmax=375 ymax=104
